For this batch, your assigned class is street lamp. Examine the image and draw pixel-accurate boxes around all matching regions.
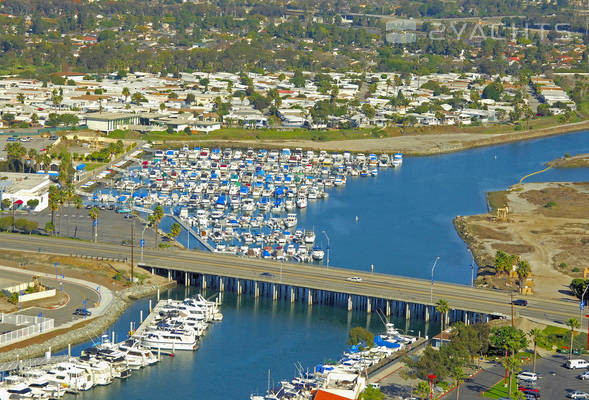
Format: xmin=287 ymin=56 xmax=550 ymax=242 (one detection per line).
xmin=141 ymin=224 xmax=148 ymax=263
xmin=585 ymin=314 xmax=589 ymax=352
xmin=430 ymin=256 xmax=440 ymax=304
xmin=322 ymin=231 xmax=330 ymax=267
xmin=468 ymin=249 xmax=476 ymax=287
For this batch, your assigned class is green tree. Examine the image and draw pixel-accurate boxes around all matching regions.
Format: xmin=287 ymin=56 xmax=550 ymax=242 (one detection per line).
xmin=482 ymin=82 xmax=504 ymax=101
xmin=169 ymin=222 xmax=181 ymax=242
xmin=48 ymin=185 xmax=62 ymax=234
xmin=414 ymin=381 xmax=431 ymax=400
xmin=566 ymin=318 xmax=580 ymax=360
xmin=570 ymin=278 xmax=589 ymax=300
xmin=450 ymin=366 xmax=467 ymax=400
xmin=436 ymin=298 xmax=450 ymax=346
xmin=3 ymin=113 xmax=15 ymax=127
xmin=529 ymin=328 xmax=542 ymax=374
xmin=359 ymin=386 xmax=385 ymax=400
xmin=27 ymin=199 xmax=39 ymax=210
xmin=1 ymin=199 xmax=11 ymax=210
xmin=151 ymin=205 xmax=164 ymax=249
xmin=502 ymin=354 xmax=522 ymax=399
xmin=89 ymin=206 xmax=100 ymax=242
xmin=516 ymin=259 xmax=531 ymax=285
xmin=17 ymin=93 xmax=25 ymax=104
xmin=490 ymin=326 xmax=528 ymax=354
xmin=361 ymin=103 xmax=375 ymax=119
xmin=122 ymin=87 xmax=130 ymax=102
xmin=347 ymin=327 xmax=374 ymax=349
xmin=44 ymin=221 xmax=54 ymax=235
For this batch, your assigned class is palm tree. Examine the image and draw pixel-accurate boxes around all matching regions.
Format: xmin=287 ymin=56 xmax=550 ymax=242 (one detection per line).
xmin=17 ymin=92 xmax=25 ymax=104
xmin=152 ymin=205 xmax=164 ymax=248
xmin=168 ymin=222 xmax=181 ymax=243
xmin=502 ymin=354 xmax=522 ymax=399
xmin=529 ymin=328 xmax=542 ymax=374
xmin=27 ymin=148 xmax=38 ymax=173
xmin=516 ymin=259 xmax=531 ymax=286
xmin=450 ymin=366 xmax=467 ymax=400
xmin=48 ymin=186 xmax=61 ymax=235
xmin=122 ymin=87 xmax=130 ymax=103
xmin=436 ymin=298 xmax=450 ymax=346
xmin=89 ymin=207 xmax=100 ymax=242
xmin=566 ymin=318 xmax=580 ymax=360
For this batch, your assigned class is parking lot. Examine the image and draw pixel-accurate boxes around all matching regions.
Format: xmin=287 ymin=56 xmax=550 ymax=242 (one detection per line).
xmin=452 ymin=353 xmax=589 ymax=399
xmin=25 ymin=205 xmax=156 ymax=248
xmin=0 ymin=134 xmax=58 ymax=162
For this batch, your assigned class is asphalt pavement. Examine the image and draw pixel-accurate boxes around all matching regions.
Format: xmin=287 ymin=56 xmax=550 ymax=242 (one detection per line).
xmin=446 ymin=354 xmax=589 ymax=399
xmin=0 ymin=267 xmax=99 ymax=325
xmin=0 ymin=232 xmax=582 ymax=328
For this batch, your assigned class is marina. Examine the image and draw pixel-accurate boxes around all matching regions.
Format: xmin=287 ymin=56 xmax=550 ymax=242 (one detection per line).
xmin=89 ymin=147 xmax=403 ymax=262
xmin=2 ymin=130 xmax=589 ymax=400
xmin=0 ymin=294 xmax=222 ymax=399
xmin=250 ymin=317 xmax=422 ymax=400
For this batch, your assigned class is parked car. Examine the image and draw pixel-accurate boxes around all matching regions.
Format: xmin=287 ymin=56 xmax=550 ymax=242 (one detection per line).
xmin=568 ymin=391 xmax=589 ymax=399
xmin=49 ymin=135 xmax=58 ymax=140
xmin=518 ymin=386 xmax=540 ymax=398
xmin=516 ymin=371 xmax=538 ymax=382
xmin=566 ymin=359 xmax=589 ymax=369
xmin=6 ymin=136 xmax=18 ymax=142
xmin=579 ymin=371 xmax=589 ymax=380
xmin=73 ymin=308 xmax=92 ymax=316
xmin=346 ymin=276 xmax=362 ymax=282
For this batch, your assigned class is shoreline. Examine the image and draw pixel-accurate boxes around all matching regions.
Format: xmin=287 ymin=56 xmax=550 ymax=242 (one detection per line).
xmin=148 ymin=120 xmax=589 ymax=156
xmin=0 ymin=280 xmax=176 ymax=363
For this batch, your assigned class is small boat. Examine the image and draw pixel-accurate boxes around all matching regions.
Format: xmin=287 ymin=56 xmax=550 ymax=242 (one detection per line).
xmin=311 ymin=246 xmax=324 ymax=260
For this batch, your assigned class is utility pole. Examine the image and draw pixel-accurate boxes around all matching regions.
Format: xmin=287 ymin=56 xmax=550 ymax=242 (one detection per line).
xmin=130 ymin=219 xmax=134 ymax=284
xmin=511 ymin=292 xmax=514 ymax=327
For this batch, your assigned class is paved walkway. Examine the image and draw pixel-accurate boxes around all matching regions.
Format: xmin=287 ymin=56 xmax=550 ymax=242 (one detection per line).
xmin=441 ymin=363 xmax=505 ymax=399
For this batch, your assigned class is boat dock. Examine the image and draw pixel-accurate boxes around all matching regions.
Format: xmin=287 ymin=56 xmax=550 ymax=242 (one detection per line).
xmin=133 ymin=299 xmax=166 ymax=337
xmin=169 ymin=215 xmax=214 ymax=252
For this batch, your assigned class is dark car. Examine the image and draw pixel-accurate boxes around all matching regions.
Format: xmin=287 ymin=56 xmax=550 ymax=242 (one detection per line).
xmin=260 ymin=272 xmax=275 ymax=278
xmin=49 ymin=135 xmax=59 ymax=140
xmin=519 ymin=386 xmax=540 ymax=398
xmin=73 ymin=308 xmax=92 ymax=316
xmin=512 ymin=299 xmax=528 ymax=306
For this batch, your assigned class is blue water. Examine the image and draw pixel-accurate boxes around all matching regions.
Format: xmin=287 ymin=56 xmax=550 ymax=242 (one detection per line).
xmin=63 ymin=130 xmax=589 ymax=399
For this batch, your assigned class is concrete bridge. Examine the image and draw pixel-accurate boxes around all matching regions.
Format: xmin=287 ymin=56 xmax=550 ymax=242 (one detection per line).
xmin=0 ymin=233 xmax=580 ymax=327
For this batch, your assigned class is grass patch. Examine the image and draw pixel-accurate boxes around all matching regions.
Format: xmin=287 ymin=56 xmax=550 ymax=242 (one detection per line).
xmin=537 ymin=325 xmax=587 ymax=353
xmin=83 ymin=162 xmax=106 ymax=171
xmin=487 ymin=190 xmax=508 ymax=211
xmin=482 ymin=378 xmax=518 ymax=398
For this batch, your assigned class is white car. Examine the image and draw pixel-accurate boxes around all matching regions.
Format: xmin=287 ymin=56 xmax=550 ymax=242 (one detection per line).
xmin=568 ymin=391 xmax=589 ymax=399
xmin=346 ymin=276 xmax=362 ymax=282
xmin=579 ymin=371 xmax=589 ymax=380
xmin=516 ymin=371 xmax=538 ymax=382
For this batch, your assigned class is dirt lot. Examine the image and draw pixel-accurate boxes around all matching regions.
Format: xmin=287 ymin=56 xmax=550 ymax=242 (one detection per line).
xmin=0 ymin=250 xmax=168 ymax=293
xmin=455 ymin=182 xmax=589 ymax=299
xmin=0 ymin=292 xmax=69 ymax=313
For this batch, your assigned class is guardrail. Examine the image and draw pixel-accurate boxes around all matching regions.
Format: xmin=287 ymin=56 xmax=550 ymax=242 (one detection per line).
xmin=0 ymin=354 xmax=69 ymax=373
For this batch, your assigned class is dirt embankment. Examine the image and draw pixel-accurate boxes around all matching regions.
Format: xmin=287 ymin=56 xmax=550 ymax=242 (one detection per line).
xmin=176 ymin=120 xmax=589 ymax=155
xmin=547 ymin=153 xmax=589 ymax=168
xmin=455 ymin=182 xmax=589 ymax=300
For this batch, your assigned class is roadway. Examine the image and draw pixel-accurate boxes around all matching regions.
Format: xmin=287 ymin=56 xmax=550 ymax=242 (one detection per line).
xmin=0 ymin=267 xmax=99 ymax=325
xmin=0 ymin=233 xmax=581 ymax=326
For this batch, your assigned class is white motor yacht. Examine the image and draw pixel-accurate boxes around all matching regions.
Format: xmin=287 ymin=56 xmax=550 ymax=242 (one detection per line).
xmin=141 ymin=329 xmax=198 ymax=351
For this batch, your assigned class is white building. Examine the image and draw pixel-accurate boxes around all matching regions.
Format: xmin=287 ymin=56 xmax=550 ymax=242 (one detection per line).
xmin=0 ymin=172 xmax=51 ymax=212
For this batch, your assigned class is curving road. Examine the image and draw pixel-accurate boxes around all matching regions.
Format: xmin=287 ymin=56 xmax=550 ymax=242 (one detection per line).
xmin=0 ymin=233 xmax=581 ymax=326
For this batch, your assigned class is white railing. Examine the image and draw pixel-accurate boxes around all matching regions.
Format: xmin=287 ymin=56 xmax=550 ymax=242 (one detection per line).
xmin=0 ymin=313 xmax=55 ymax=346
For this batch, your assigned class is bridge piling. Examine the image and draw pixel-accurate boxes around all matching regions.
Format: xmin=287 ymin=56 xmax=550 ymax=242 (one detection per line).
xmin=307 ymin=289 xmax=313 ymax=306
xmin=254 ymin=281 xmax=259 ymax=298
xmin=290 ymin=287 xmax=295 ymax=303
xmin=405 ymin=303 xmax=410 ymax=320
xmin=366 ymin=298 xmax=371 ymax=314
